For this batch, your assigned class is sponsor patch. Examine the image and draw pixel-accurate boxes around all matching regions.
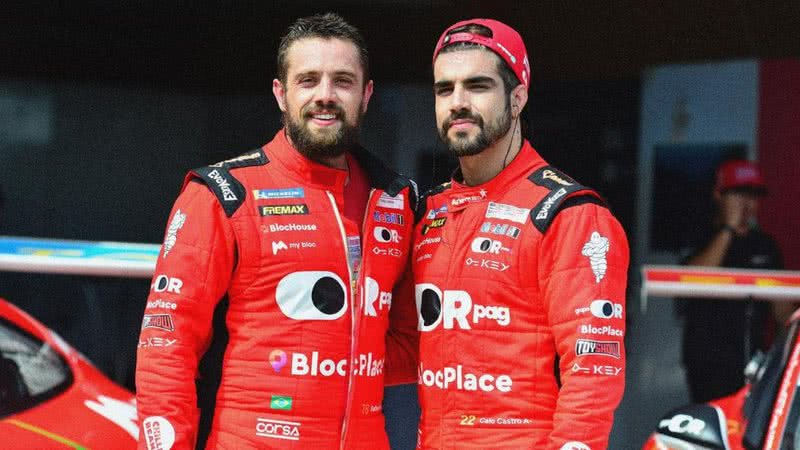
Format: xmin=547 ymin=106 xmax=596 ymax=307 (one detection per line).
xmin=450 ymin=189 xmax=487 ymax=208
xmin=272 ymin=241 xmax=288 ymax=255
xmin=209 ymin=151 xmax=265 ymax=168
xmin=151 ymin=275 xmax=183 ymax=294
xmin=421 ymin=217 xmax=447 ymax=235
xmin=142 ymin=314 xmax=175 ymax=332
xmin=377 ymin=192 xmax=404 ymax=210
xmin=535 ymin=187 xmax=568 ymax=221
xmin=542 ymin=169 xmax=574 ymax=186
xmin=581 ymin=231 xmax=610 ymax=283
xmin=575 ymin=339 xmax=621 ymax=359
xmin=575 ymin=299 xmax=623 ymax=319
xmin=372 ymin=247 xmax=402 ymax=257
xmin=207 ymin=169 xmax=237 ymax=201
xmin=373 ymin=211 xmax=405 ymax=225
xmin=162 ymin=209 xmax=186 ymax=258
xmin=253 ymin=187 xmax=305 ymax=200
xmin=260 ymin=204 xmax=309 ymax=216
xmin=485 ymin=202 xmax=529 ymax=224
xmin=270 ymin=395 xmax=293 ymax=411
xmin=138 ymin=337 xmax=177 ymax=348
xmin=256 ymin=417 xmax=301 ymax=441
xmin=266 ymin=223 xmax=318 ymax=232
xmin=571 ymin=362 xmax=623 ymax=376
xmin=146 ymin=299 xmax=177 ymax=310
xmin=580 ymin=324 xmax=623 ymax=337
xmin=482 ymin=222 xmax=521 ymax=239
xmin=426 ymin=205 xmax=448 ymax=220
xmin=465 ymin=257 xmax=510 ymax=272
xmin=143 ymin=416 xmax=176 ymax=450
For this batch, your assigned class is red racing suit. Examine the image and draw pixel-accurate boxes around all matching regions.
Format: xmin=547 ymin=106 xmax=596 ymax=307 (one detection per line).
xmin=409 ymin=141 xmax=629 ymax=450
xmin=136 ymin=130 xmax=418 ymax=450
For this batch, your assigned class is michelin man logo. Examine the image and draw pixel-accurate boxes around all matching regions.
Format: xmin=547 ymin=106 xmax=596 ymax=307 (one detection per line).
xmin=581 ymin=231 xmax=609 ymax=283
xmin=162 ymin=209 xmax=186 ymax=258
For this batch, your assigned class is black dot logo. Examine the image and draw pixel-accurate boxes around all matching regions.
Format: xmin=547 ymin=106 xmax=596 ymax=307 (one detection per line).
xmin=311 ymin=276 xmax=346 ymax=315
xmin=420 ymin=289 xmax=441 ymax=327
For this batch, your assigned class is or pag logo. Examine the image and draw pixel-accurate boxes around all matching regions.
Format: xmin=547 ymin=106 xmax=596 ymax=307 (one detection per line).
xmin=143 ymin=416 xmax=175 ymax=450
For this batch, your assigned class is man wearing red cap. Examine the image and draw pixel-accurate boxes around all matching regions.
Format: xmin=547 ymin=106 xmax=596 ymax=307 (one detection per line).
xmin=681 ymin=159 xmax=784 ymax=403
xmin=402 ymin=18 xmax=629 ymax=449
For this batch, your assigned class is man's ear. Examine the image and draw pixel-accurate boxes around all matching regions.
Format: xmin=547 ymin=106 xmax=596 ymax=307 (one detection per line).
xmin=510 ymin=83 xmax=528 ymax=118
xmin=272 ymin=79 xmax=287 ymax=112
xmin=361 ymin=80 xmax=374 ymax=114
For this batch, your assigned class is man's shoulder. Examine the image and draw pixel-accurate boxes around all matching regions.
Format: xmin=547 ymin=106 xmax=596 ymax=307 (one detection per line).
xmin=185 ymin=148 xmax=270 ymax=217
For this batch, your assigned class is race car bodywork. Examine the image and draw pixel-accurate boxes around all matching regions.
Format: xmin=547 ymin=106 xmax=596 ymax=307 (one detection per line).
xmin=644 ymin=309 xmax=800 ymax=450
xmin=0 ymin=298 xmax=138 ymax=449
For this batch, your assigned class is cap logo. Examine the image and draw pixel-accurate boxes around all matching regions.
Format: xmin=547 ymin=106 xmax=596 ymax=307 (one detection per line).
xmin=495 ymin=42 xmax=517 ymax=64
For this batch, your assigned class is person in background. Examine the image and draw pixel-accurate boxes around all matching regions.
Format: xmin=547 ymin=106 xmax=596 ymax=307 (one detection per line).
xmin=681 ymin=159 xmax=785 ymax=403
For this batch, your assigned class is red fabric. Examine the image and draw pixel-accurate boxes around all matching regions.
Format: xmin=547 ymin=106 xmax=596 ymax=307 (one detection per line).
xmin=412 ymin=141 xmax=628 ymax=450
xmin=344 ymin=152 xmax=371 ymax=237
xmin=757 ymin=59 xmax=800 ymax=270
xmin=135 ymin=130 xmax=417 ymax=449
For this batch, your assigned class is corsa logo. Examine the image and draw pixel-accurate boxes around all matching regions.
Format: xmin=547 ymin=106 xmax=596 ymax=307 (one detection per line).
xmin=415 ymin=283 xmax=510 ymax=331
xmin=418 ymin=362 xmax=512 ymax=393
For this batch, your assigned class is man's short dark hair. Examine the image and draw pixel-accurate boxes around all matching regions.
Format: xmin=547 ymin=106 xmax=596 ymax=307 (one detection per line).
xmin=277 ymin=13 xmax=370 ymax=85
xmin=439 ymin=23 xmax=521 ymax=96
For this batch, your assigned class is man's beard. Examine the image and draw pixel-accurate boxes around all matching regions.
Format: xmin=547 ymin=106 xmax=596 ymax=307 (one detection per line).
xmin=439 ymin=102 xmax=512 ymax=157
xmin=285 ymin=102 xmax=363 ymax=162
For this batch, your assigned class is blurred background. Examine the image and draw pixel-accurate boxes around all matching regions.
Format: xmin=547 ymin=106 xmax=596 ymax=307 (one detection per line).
xmin=1 ymin=1 xmax=799 ymax=448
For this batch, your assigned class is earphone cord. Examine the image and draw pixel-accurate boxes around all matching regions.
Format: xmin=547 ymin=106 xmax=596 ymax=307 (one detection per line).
xmin=503 ymin=114 xmax=519 ymax=169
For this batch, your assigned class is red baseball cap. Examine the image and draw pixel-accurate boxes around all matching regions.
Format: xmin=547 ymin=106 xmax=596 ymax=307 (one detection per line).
xmin=715 ymin=159 xmax=767 ymax=194
xmin=432 ymin=18 xmax=530 ymax=89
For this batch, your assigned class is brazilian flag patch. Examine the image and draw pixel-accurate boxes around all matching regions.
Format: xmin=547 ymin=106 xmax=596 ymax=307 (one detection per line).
xmin=270 ymin=395 xmax=293 ymax=410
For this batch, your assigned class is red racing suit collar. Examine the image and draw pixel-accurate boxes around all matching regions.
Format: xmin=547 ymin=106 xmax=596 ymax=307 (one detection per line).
xmin=263 ymin=129 xmax=351 ymax=192
xmin=447 ymin=140 xmax=546 ymax=211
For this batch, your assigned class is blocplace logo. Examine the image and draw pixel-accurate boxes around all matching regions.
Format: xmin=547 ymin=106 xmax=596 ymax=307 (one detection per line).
xmin=418 ymin=362 xmax=512 ymax=393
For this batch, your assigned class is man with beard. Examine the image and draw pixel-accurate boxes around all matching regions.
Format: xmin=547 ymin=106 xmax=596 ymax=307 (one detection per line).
xmin=407 ymin=19 xmax=629 ymax=449
xmin=135 ymin=13 xmax=418 ymax=450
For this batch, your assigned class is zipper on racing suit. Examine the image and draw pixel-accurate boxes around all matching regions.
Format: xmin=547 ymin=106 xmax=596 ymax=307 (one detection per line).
xmin=327 ymin=189 xmax=375 ymax=450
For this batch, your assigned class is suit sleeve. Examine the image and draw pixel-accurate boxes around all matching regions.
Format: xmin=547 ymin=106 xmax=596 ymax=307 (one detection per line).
xmin=384 ymin=262 xmax=419 ymax=386
xmin=538 ymin=203 xmax=629 ymax=450
xmin=135 ymin=181 xmax=236 ymax=450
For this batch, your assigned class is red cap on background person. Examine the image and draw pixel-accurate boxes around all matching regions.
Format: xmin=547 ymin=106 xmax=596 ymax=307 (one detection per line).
xmin=432 ymin=18 xmax=530 ymax=89
xmin=715 ymin=159 xmax=767 ymax=195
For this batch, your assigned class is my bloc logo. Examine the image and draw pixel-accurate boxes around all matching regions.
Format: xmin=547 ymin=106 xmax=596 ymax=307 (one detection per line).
xmin=143 ymin=416 xmax=176 ymax=450
xmin=575 ymin=339 xmax=621 ymax=359
xmin=256 ymin=417 xmax=300 ymax=441
xmin=151 ymin=275 xmax=182 ymax=294
xmin=415 ymin=283 xmax=510 ymax=331
xmin=575 ymin=299 xmax=623 ymax=320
